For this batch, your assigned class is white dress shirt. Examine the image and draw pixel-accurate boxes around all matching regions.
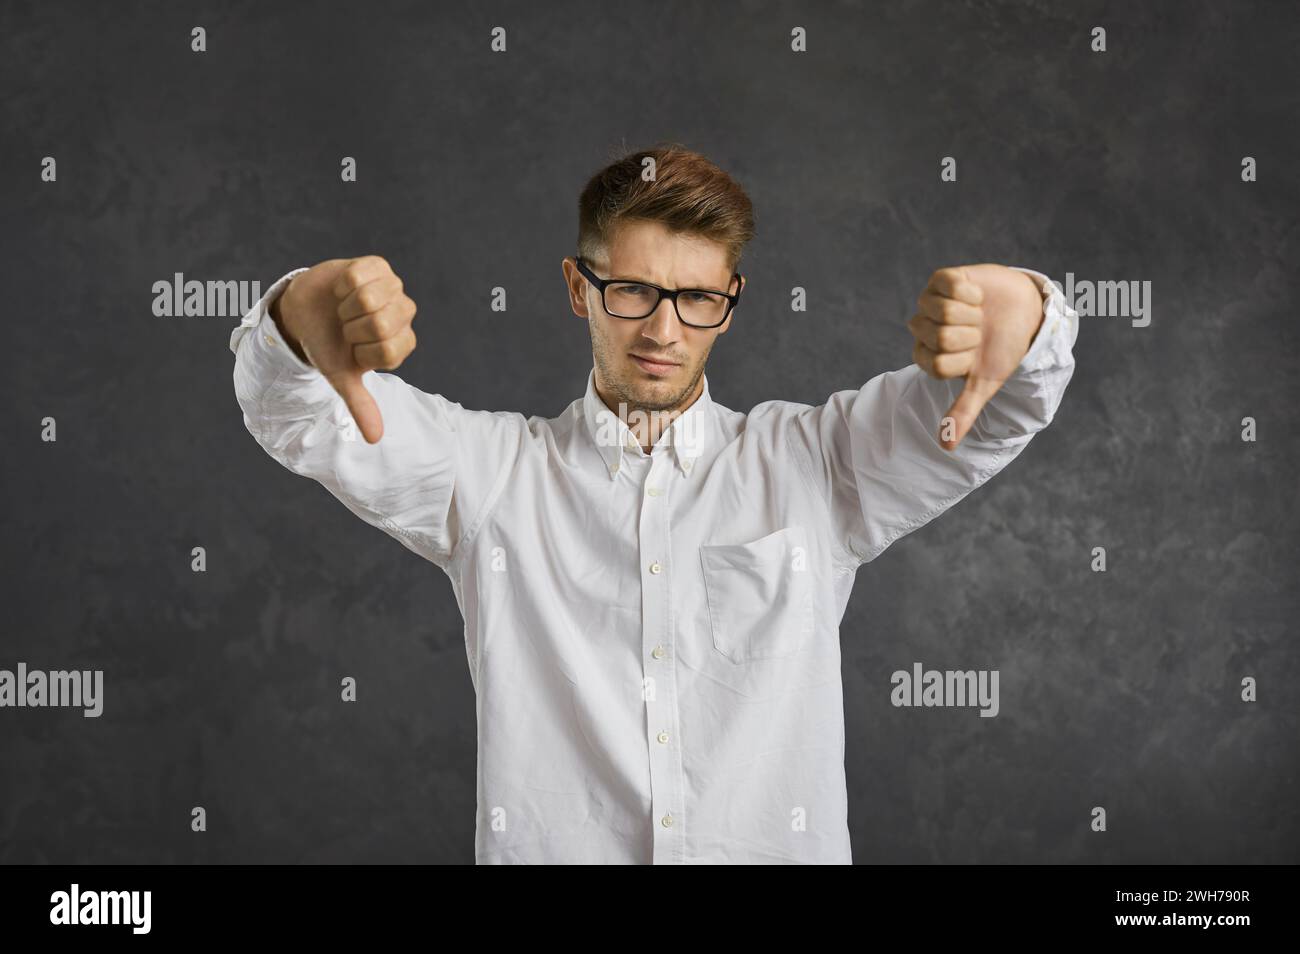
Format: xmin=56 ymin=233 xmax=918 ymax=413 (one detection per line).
xmin=230 ymin=266 xmax=1078 ymax=864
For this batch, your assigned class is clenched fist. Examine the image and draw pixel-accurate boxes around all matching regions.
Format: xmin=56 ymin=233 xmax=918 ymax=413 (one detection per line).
xmin=907 ymin=264 xmax=1045 ymax=451
xmin=271 ymin=255 xmax=417 ymax=444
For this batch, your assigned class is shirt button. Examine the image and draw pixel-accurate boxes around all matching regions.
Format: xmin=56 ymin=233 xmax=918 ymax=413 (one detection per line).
xmin=682 ymin=460 xmax=694 ymax=472
xmin=264 ymin=334 xmax=277 ymax=346
xmin=608 ymin=462 xmax=619 ymax=476
xmin=651 ymin=645 xmax=666 ymax=660
xmin=656 ymin=731 xmax=670 ymax=744
xmin=646 ymin=487 xmax=662 ymax=497
xmin=649 ymin=562 xmax=662 ymax=575
xmin=661 ymin=813 xmax=674 ymax=828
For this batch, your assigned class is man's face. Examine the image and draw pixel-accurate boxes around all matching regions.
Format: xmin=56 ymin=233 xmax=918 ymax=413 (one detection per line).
xmin=563 ymin=219 xmax=743 ymax=416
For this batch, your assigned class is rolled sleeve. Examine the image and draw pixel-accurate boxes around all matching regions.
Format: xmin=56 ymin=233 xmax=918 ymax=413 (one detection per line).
xmin=1009 ymin=265 xmax=1079 ymax=376
xmin=230 ymin=267 xmax=313 ymax=370
xmin=965 ymin=266 xmax=1080 ymax=446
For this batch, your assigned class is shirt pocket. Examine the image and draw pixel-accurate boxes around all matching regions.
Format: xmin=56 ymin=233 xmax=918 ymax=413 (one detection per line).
xmin=699 ymin=525 xmax=814 ymax=664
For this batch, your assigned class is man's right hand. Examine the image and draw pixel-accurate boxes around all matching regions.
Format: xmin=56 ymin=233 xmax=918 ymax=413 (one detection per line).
xmin=271 ymin=255 xmax=417 ymax=444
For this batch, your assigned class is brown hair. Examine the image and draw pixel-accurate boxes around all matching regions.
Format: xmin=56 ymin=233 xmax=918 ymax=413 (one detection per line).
xmin=576 ymin=142 xmax=756 ymax=274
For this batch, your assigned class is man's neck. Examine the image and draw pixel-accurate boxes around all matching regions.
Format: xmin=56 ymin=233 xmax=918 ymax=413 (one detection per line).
xmin=594 ymin=374 xmax=703 ymax=454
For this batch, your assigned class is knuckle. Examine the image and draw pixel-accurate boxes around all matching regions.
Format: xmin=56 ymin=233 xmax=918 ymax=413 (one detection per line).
xmin=936 ymin=326 xmax=962 ymax=350
xmin=340 ymin=270 xmax=364 ymax=295
xmin=934 ymin=353 xmax=962 ymax=377
xmin=354 ymin=254 xmax=385 ymax=275
xmin=356 ymin=287 xmax=382 ymax=313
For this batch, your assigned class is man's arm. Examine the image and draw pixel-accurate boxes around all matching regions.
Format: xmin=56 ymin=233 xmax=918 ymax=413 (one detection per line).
xmin=230 ymin=257 xmax=523 ymax=570
xmin=784 ymin=264 xmax=1079 ymax=567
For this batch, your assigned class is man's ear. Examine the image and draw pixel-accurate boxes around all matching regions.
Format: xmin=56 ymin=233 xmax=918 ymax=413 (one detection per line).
xmin=562 ymin=257 xmax=590 ymax=318
xmin=716 ymin=274 xmax=745 ymax=335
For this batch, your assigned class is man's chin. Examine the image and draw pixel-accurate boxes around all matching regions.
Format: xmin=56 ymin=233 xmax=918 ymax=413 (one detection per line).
xmin=623 ymin=375 xmax=685 ymax=412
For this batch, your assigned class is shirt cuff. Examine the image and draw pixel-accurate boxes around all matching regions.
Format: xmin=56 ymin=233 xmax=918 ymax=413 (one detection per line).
xmin=1008 ymin=266 xmax=1079 ymax=373
xmin=229 ymin=267 xmax=316 ymax=376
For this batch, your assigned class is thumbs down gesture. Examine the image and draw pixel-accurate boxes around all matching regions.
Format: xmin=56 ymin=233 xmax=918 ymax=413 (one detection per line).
xmin=271 ymin=255 xmax=418 ymax=444
xmin=907 ymin=264 xmax=1046 ymax=451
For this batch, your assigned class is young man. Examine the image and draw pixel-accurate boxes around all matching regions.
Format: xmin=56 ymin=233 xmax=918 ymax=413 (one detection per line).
xmin=230 ymin=145 xmax=1078 ymax=864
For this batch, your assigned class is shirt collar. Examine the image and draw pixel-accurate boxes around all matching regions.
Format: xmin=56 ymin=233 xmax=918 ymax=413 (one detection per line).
xmin=582 ymin=368 xmax=711 ymax=479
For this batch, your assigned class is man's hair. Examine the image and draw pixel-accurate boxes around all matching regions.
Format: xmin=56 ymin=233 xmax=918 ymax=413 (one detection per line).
xmin=576 ymin=142 xmax=756 ymax=275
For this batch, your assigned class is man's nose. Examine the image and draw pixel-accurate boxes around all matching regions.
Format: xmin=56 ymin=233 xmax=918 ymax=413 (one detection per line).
xmin=640 ymin=298 xmax=681 ymax=345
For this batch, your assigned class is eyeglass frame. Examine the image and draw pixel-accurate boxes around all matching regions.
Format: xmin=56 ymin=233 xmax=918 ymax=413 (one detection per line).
xmin=574 ymin=256 xmax=743 ymax=329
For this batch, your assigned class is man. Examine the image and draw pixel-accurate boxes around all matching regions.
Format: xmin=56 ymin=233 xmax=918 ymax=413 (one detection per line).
xmin=230 ymin=144 xmax=1078 ymax=864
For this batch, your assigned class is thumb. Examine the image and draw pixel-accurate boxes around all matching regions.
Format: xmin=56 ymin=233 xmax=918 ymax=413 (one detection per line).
xmin=940 ymin=376 xmax=998 ymax=451
xmin=326 ymin=370 xmax=384 ymax=444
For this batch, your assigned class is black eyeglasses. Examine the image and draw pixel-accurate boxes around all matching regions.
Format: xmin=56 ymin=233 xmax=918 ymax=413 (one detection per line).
xmin=574 ymin=256 xmax=742 ymax=329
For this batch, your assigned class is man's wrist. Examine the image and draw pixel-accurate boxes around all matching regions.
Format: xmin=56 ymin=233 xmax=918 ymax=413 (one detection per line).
xmin=269 ymin=286 xmax=312 ymax=366
xmin=1012 ymin=267 xmax=1047 ymax=344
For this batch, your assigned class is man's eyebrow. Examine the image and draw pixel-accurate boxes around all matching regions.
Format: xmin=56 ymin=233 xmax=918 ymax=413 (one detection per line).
xmin=610 ymin=270 xmax=729 ymax=290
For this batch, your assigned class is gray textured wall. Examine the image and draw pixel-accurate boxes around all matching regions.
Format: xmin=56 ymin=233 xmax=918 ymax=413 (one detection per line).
xmin=1 ymin=0 xmax=1295 ymax=864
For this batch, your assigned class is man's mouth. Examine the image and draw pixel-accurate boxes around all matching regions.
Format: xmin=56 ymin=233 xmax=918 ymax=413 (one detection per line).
xmin=629 ymin=353 xmax=680 ymax=376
